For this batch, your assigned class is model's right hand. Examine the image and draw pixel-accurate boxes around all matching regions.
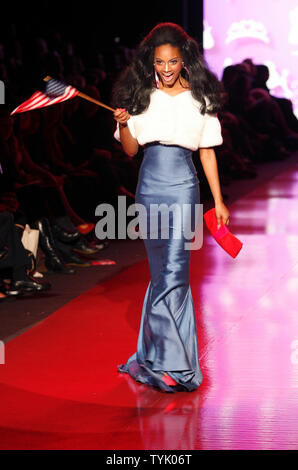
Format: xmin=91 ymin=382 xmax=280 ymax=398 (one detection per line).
xmin=113 ymin=108 xmax=131 ymax=126
xmin=113 ymin=108 xmax=138 ymax=157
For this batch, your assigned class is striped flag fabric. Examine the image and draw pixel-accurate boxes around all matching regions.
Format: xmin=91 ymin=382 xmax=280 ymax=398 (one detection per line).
xmin=11 ymin=78 xmax=79 ymax=115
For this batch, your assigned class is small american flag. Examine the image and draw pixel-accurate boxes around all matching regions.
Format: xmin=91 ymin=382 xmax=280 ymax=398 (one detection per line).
xmin=11 ymin=78 xmax=79 ymax=115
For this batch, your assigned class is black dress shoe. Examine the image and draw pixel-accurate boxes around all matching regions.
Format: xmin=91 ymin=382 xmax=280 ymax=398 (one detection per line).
xmin=58 ymin=250 xmax=92 ymax=267
xmin=0 ymin=281 xmax=20 ymax=299
xmin=54 ymin=239 xmax=92 ymax=266
xmin=85 ymin=234 xmax=109 ymax=250
xmin=72 ymin=238 xmax=100 ymax=256
xmin=0 ymin=293 xmax=17 ymax=302
xmin=11 ymin=275 xmax=51 ymax=293
xmin=33 ymin=218 xmax=75 ymax=274
xmin=0 ymin=279 xmax=21 ymax=297
xmin=61 ymin=252 xmax=92 ymax=267
xmin=51 ymin=223 xmax=80 ymax=243
xmin=45 ymin=257 xmax=76 ymax=275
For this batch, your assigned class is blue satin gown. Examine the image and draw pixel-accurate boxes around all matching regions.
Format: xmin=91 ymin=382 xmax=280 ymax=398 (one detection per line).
xmin=118 ymin=143 xmax=203 ymax=392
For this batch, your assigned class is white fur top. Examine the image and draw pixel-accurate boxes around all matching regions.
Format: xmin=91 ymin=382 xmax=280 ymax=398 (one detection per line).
xmin=114 ymin=89 xmax=223 ymax=151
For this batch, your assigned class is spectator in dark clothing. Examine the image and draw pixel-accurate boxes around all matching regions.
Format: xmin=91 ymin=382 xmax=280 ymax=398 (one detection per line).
xmin=253 ymin=64 xmax=298 ymax=135
xmin=221 ymin=64 xmax=297 ymax=161
xmin=0 ymin=211 xmax=51 ymax=300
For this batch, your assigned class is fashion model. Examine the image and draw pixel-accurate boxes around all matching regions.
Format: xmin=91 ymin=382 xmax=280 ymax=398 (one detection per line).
xmin=112 ymin=23 xmax=230 ymax=392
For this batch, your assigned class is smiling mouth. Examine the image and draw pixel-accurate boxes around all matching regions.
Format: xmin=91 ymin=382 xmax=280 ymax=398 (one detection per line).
xmin=162 ymin=73 xmax=174 ymax=82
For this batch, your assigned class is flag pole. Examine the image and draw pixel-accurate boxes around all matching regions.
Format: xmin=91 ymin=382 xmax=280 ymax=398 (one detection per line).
xmin=43 ymin=76 xmax=116 ymax=113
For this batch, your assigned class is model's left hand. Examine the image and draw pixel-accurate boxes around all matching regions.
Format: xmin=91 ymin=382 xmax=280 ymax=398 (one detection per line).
xmin=215 ymin=201 xmax=230 ymax=227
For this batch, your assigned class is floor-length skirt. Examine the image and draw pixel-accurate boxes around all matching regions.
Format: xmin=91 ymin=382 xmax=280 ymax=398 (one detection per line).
xmin=118 ymin=143 xmax=203 ymax=392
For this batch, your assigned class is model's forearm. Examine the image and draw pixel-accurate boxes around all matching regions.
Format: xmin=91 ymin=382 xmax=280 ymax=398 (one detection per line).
xmin=199 ymin=148 xmax=223 ymax=204
xmin=119 ymin=125 xmax=139 ymax=157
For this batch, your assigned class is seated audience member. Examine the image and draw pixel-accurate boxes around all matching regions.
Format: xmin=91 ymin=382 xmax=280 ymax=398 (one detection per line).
xmin=217 ymin=111 xmax=257 ymax=179
xmin=221 ymin=64 xmax=296 ymax=161
xmin=0 ymin=211 xmax=51 ymax=300
xmin=253 ymin=64 xmax=298 ymax=136
xmin=0 ymin=107 xmax=98 ymax=273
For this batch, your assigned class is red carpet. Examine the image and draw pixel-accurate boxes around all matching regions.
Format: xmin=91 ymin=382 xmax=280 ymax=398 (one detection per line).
xmin=1 ymin=164 xmax=298 ymax=449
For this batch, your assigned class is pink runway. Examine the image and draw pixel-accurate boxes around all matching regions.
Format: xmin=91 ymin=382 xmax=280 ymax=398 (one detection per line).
xmin=1 ymin=162 xmax=298 ymax=450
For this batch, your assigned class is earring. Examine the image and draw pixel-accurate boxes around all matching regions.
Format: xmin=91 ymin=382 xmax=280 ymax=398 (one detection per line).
xmin=182 ymin=62 xmax=190 ymax=76
xmin=154 ymin=66 xmax=159 ymax=88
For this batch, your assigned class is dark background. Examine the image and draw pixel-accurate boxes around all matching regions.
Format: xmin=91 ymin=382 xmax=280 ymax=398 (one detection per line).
xmin=3 ymin=0 xmax=203 ymax=51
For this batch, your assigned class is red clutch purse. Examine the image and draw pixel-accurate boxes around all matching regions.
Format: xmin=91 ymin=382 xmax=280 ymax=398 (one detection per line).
xmin=203 ymin=208 xmax=243 ymax=258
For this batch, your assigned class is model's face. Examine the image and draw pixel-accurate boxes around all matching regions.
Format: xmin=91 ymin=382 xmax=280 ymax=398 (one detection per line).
xmin=154 ymin=44 xmax=183 ymax=87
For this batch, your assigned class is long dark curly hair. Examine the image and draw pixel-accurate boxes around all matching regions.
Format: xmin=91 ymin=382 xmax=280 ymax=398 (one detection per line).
xmin=111 ymin=22 xmax=222 ymax=115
